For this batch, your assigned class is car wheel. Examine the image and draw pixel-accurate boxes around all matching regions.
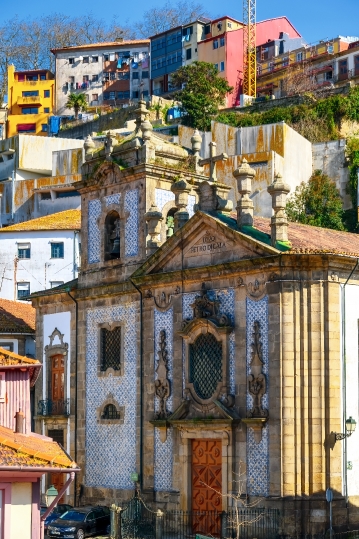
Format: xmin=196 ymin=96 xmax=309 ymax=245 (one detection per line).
xmin=77 ymin=530 xmax=85 ymax=539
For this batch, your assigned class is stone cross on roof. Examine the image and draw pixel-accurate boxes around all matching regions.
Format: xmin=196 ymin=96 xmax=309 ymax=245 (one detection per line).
xmin=198 ymin=141 xmax=228 ymax=182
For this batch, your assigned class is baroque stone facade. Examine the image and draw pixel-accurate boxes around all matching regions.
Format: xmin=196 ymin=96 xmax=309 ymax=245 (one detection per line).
xmin=31 ymin=102 xmax=359 ymax=535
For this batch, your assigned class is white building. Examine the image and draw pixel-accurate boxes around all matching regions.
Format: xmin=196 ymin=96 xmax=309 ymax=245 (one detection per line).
xmin=0 ymin=209 xmax=80 ymax=301
xmin=51 ymin=39 xmax=150 ymax=115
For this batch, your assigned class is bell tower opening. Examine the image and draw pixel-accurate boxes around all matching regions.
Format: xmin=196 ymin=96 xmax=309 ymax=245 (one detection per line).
xmin=105 ymin=210 xmax=121 ymax=260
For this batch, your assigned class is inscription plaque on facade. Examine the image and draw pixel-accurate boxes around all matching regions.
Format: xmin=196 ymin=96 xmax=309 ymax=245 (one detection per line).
xmin=187 ymin=231 xmax=227 ymax=257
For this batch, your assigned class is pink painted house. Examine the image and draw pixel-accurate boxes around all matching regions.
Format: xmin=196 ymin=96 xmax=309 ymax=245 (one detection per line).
xmin=0 ymin=347 xmax=79 ymax=539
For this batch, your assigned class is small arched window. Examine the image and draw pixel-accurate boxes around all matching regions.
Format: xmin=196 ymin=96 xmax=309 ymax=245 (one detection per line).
xmin=101 ymin=404 xmax=120 ymax=420
xmin=104 ymin=210 xmax=121 ymax=260
xmin=189 ymin=333 xmax=222 ymax=400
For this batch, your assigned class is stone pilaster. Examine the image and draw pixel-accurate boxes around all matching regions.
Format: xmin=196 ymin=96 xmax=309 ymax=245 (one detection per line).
xmin=233 ymin=158 xmax=255 ymax=227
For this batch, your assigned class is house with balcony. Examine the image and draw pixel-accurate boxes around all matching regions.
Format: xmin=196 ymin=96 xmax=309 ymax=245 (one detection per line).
xmin=7 ymin=65 xmax=55 ymax=137
xmin=51 ymin=39 xmax=150 ymax=115
xmin=256 ymin=35 xmax=359 ymax=98
xmin=0 ymin=347 xmax=79 ymax=538
xmin=150 ymin=17 xmax=211 ymax=97
xmin=0 ymin=209 xmax=81 ymax=302
xmin=198 ymin=16 xmax=301 ymax=106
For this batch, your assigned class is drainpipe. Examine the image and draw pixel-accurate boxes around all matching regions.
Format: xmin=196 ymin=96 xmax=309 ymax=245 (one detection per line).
xmin=67 ymin=289 xmax=79 ymax=506
xmin=40 ymin=471 xmax=76 ymax=539
xmin=129 ymin=277 xmax=143 ymax=491
xmin=341 ymin=258 xmax=359 ymax=508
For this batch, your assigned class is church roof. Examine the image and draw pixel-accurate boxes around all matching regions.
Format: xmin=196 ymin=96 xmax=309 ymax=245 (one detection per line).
xmin=0 ymin=424 xmax=78 ymax=470
xmin=0 ymin=348 xmax=41 ymax=386
xmin=0 ymin=299 xmax=35 ymax=334
xmin=0 ymin=210 xmax=81 ymax=232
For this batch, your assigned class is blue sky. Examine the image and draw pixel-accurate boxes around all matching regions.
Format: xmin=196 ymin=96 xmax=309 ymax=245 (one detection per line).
xmin=7 ymin=0 xmax=359 ymax=44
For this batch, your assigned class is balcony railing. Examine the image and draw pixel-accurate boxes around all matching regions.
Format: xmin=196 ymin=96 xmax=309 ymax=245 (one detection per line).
xmin=17 ymin=96 xmax=42 ymax=106
xmin=38 ymin=399 xmax=70 ymax=417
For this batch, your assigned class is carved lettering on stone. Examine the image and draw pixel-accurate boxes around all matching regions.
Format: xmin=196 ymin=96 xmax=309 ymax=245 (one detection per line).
xmin=155 ymin=330 xmax=171 ymax=419
xmin=247 ymin=321 xmax=268 ymax=419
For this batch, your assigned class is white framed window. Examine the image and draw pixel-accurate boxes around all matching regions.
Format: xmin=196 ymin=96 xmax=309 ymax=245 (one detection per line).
xmin=18 ymin=243 xmax=30 ymax=259
xmin=297 ymin=52 xmax=304 ymax=62
xmin=50 ymin=281 xmax=64 ymax=288
xmin=69 ymin=57 xmax=74 ymax=64
xmin=0 ymin=373 xmax=5 ymax=403
xmin=17 ymin=282 xmax=30 ymax=299
xmin=0 ymin=340 xmax=18 ymax=354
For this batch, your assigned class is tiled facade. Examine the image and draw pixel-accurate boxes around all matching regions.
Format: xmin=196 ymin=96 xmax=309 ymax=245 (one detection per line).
xmin=155 ymin=188 xmax=196 ymax=217
xmin=246 ymin=296 xmax=269 ymax=496
xmin=85 ymin=302 xmax=138 ymax=489
xmin=154 ymin=308 xmax=174 ymax=492
xmin=124 ymin=189 xmax=139 ymax=257
xmin=88 ymin=199 xmax=101 ymax=264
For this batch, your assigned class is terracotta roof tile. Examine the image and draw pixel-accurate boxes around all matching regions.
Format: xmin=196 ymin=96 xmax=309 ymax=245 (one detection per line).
xmin=253 ymin=216 xmax=359 ymax=256
xmin=0 ymin=425 xmax=77 ymax=469
xmin=51 ymin=40 xmax=150 ymax=53
xmin=0 ymin=299 xmax=35 ymax=333
xmin=0 ymin=348 xmax=41 ymax=387
xmin=0 ymin=210 xmax=81 ymax=232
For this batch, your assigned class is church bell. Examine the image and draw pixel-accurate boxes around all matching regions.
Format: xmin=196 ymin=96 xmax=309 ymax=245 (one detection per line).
xmin=110 ymin=237 xmax=120 ymax=256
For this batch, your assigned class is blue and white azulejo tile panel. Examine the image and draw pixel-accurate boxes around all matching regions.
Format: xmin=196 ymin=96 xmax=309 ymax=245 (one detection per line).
xmin=85 ymin=302 xmax=138 ymax=489
xmin=154 ymin=308 xmax=174 ymax=491
xmin=88 ymin=199 xmax=101 ymax=264
xmin=246 ymin=295 xmax=269 ymax=496
xmin=155 ymin=188 xmax=174 ymax=212
xmin=182 ymin=288 xmax=235 ymax=395
xmin=105 ymin=193 xmax=121 ymax=206
xmin=188 ymin=194 xmax=196 ymax=218
xmin=125 ymin=189 xmax=139 ymax=257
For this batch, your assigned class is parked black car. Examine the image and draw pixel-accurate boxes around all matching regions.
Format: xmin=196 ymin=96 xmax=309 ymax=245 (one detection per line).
xmin=47 ymin=506 xmax=110 ymax=539
xmin=43 ymin=504 xmax=73 ymax=532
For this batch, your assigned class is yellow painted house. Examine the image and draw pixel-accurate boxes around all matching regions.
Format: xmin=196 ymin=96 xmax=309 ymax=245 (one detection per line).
xmin=7 ymin=64 xmax=54 ymax=138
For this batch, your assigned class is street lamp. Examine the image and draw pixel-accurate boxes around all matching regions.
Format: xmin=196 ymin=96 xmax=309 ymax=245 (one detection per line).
xmin=335 ymin=416 xmax=357 ymax=441
xmin=45 ymin=485 xmax=58 ymax=507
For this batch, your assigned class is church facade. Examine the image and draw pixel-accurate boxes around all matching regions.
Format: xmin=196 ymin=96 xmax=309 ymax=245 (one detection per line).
xmin=31 ymin=102 xmax=359 ymax=535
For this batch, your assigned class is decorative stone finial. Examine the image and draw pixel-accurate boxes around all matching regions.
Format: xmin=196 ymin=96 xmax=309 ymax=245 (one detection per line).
xmin=141 ymin=118 xmax=153 ymax=142
xmin=135 ymin=99 xmax=149 ymax=132
xmin=191 ymin=129 xmax=202 ymax=157
xmin=104 ymin=132 xmax=115 ymax=162
xmin=233 ymin=158 xmax=256 ymax=227
xmin=171 ymin=178 xmax=191 ymax=231
xmin=84 ymin=135 xmax=95 ymax=160
xmin=145 ymin=203 xmax=163 ymax=256
xmin=267 ymin=172 xmax=290 ymax=246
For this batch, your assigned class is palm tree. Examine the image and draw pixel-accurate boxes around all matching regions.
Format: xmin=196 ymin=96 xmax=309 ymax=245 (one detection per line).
xmin=66 ymin=93 xmax=88 ymax=120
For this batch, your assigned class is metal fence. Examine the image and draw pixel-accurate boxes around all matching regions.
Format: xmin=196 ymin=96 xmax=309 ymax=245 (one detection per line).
xmin=110 ymin=503 xmax=280 ymax=539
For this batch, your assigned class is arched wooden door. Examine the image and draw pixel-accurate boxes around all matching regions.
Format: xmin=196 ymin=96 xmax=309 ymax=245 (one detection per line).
xmin=51 ymin=354 xmax=64 ymax=414
xmin=192 ymin=439 xmax=222 ymax=535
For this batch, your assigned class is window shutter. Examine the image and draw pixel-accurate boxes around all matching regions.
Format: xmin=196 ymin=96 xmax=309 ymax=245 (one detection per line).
xmin=0 ymin=372 xmax=5 ymax=403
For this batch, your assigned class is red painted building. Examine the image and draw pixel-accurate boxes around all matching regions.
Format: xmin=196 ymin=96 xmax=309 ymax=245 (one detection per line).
xmin=198 ymin=16 xmax=302 ymax=106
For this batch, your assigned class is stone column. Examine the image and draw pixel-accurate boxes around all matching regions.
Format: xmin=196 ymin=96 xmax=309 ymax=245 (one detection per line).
xmin=267 ymin=173 xmax=290 ymax=246
xmin=233 ymin=158 xmax=255 ymax=227
xmin=171 ymin=178 xmax=191 ymax=231
xmin=144 ymin=204 xmax=163 ymax=256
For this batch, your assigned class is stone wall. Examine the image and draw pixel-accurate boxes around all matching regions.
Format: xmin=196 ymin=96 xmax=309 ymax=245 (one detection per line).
xmin=59 ymin=106 xmax=137 ymax=140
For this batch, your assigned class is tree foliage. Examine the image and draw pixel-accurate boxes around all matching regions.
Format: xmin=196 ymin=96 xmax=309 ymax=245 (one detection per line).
xmin=171 ymin=61 xmax=233 ymax=131
xmin=66 ymin=93 xmax=88 ymax=119
xmin=286 ymin=170 xmax=345 ymax=231
xmin=133 ymin=0 xmax=207 ymax=38
xmin=0 ymin=13 xmax=133 ymax=103
xmin=216 ymin=86 xmax=359 ymax=143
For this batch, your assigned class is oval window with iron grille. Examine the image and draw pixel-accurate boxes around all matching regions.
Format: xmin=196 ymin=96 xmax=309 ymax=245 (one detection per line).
xmin=189 ymin=333 xmax=222 ymax=400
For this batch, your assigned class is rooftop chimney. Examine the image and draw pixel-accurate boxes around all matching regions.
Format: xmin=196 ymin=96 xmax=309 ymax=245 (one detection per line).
xmin=233 ymin=158 xmax=255 ymax=227
xmin=267 ymin=172 xmax=290 ymax=246
xmin=115 ymin=37 xmax=124 ymax=42
xmin=14 ymin=409 xmax=25 ymax=434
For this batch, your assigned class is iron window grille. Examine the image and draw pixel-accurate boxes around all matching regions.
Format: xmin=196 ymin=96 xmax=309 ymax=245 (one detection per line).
xmin=101 ymin=403 xmax=121 ymax=420
xmin=51 ymin=242 xmax=64 ymax=258
xmin=100 ymin=327 xmax=121 ymax=372
xmin=189 ymin=333 xmax=222 ymax=400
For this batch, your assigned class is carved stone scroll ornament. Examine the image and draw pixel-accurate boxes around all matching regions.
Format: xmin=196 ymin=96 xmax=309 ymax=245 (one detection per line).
xmin=247 ymin=321 xmax=268 ymax=419
xmin=155 ymin=330 xmax=171 ymax=419
xmin=181 ymin=283 xmax=230 ymax=329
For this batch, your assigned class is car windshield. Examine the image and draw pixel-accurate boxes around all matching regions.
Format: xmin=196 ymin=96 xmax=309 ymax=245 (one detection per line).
xmin=60 ymin=511 xmax=86 ymax=522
